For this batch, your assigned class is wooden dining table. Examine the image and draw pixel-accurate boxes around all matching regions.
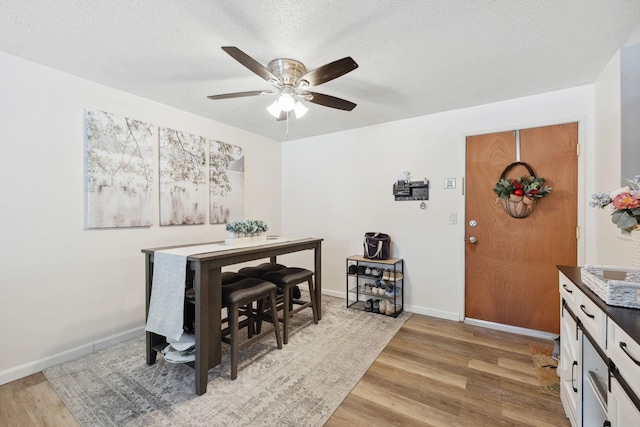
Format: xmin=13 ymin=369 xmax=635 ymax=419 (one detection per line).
xmin=142 ymin=237 xmax=323 ymax=395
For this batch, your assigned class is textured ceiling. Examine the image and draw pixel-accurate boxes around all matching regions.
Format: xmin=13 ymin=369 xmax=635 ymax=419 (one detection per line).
xmin=2 ymin=1 xmax=640 ymax=142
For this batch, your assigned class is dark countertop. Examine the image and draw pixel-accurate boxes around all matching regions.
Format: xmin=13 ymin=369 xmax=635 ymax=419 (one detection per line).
xmin=558 ymin=265 xmax=640 ymax=345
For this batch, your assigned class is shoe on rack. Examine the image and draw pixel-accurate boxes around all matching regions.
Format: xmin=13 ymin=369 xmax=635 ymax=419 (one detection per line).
xmin=364 ymin=299 xmax=373 ymax=312
xmin=382 ymin=269 xmax=403 ymax=281
xmin=373 ymin=299 xmax=380 ymax=313
xmin=386 ymin=303 xmax=401 ymax=316
xmin=371 ymin=267 xmax=381 ymax=277
xmin=378 ymin=300 xmax=388 ymax=315
xmin=365 ymin=267 xmax=372 ymax=276
xmin=384 ymin=284 xmax=395 ymax=297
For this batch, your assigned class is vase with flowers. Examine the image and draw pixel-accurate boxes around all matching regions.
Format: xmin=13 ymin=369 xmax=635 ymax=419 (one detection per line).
xmin=590 ymin=175 xmax=640 ymax=265
xmin=225 ymin=220 xmax=269 ymax=245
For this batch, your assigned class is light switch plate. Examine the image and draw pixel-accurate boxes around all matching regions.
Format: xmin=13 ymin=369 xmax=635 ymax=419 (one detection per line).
xmin=444 ymin=178 xmax=456 ymax=189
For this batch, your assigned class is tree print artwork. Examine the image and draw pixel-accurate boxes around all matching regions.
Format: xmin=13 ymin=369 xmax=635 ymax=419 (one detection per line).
xmin=159 ymin=128 xmax=207 ymax=225
xmin=85 ymin=109 xmax=153 ymax=228
xmin=210 ymin=140 xmax=244 ymax=224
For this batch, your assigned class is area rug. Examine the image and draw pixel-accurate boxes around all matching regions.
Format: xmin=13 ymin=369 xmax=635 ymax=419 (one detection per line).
xmin=44 ymin=293 xmax=410 ymax=426
xmin=530 ymin=343 xmax=560 ymax=396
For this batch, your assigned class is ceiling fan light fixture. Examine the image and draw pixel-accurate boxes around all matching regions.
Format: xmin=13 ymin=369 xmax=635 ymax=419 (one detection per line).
xmin=267 ymin=100 xmax=281 ymax=118
xmin=293 ymin=101 xmax=308 ymax=119
xmin=277 ymin=93 xmax=295 ymax=111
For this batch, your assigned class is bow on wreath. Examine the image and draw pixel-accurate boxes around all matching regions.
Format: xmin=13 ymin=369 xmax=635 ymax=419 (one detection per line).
xmin=493 ymin=162 xmax=552 ymax=218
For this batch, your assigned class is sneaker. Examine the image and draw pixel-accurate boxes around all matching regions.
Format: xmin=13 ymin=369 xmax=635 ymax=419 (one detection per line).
xmin=382 ymin=269 xmax=403 ymax=281
xmin=364 ymin=299 xmax=373 ymax=312
xmin=365 ymin=267 xmax=372 ymax=276
xmin=385 ymin=303 xmax=399 ymax=316
xmin=378 ymin=300 xmax=388 ymax=314
xmin=372 ymin=299 xmax=380 ymax=313
xmin=385 ymin=284 xmax=395 ymax=297
xmin=371 ymin=267 xmax=381 ymax=277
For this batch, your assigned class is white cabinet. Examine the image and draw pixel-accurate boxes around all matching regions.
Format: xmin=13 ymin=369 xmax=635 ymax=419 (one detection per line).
xmin=558 ymin=268 xmax=640 ymax=427
xmin=609 ymin=375 xmax=640 ymax=426
xmin=560 ymin=297 xmax=580 ymax=427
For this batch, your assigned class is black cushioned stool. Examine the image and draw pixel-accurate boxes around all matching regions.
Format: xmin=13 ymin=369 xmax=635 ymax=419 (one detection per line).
xmin=261 ymin=267 xmax=318 ymax=344
xmin=222 ymin=271 xmax=250 ymax=285
xmin=238 ymin=262 xmax=287 ymax=278
xmin=238 ymin=262 xmax=304 ymax=300
xmin=221 ymin=278 xmax=282 ymax=379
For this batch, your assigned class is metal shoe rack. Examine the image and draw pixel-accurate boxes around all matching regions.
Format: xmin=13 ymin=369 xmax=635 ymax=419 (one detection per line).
xmin=346 ymin=255 xmax=404 ymax=317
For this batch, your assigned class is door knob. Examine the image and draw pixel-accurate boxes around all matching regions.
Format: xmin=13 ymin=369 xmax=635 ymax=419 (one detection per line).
xmin=468 ymin=236 xmax=478 ymax=243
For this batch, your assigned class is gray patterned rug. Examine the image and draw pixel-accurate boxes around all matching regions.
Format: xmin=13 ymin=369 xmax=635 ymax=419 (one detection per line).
xmin=44 ymin=293 xmax=410 ymax=426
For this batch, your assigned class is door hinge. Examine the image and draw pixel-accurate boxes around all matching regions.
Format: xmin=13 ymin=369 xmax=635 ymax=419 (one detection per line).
xmin=576 ymin=144 xmax=580 ymax=156
xmin=576 ymin=226 xmax=580 ymax=239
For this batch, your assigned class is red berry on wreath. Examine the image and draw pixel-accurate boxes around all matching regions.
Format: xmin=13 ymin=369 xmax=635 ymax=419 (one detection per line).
xmin=513 ymin=189 xmax=524 ymax=196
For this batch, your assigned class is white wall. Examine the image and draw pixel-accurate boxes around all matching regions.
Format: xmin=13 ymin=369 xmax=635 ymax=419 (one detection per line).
xmin=0 ymin=52 xmax=281 ymax=383
xmin=281 ymin=86 xmax=596 ymax=321
xmin=593 ymin=51 xmax=634 ymax=265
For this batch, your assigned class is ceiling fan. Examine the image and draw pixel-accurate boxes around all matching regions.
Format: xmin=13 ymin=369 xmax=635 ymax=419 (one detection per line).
xmin=207 ymin=46 xmax=358 ymax=120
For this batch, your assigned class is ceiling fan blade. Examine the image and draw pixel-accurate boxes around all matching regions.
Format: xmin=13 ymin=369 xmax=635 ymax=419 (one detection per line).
xmin=221 ymin=46 xmax=280 ymax=84
xmin=306 ymin=91 xmax=357 ymax=111
xmin=298 ymin=57 xmax=358 ymax=87
xmin=207 ymin=90 xmax=273 ymax=100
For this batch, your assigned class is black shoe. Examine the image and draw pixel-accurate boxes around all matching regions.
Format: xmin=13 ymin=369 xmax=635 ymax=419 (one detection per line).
xmin=364 ymin=299 xmax=373 ymax=312
xmin=373 ymin=299 xmax=380 ymax=313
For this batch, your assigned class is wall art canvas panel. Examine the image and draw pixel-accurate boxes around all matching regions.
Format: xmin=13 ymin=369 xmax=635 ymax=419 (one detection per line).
xmin=210 ymin=140 xmax=244 ymax=224
xmin=159 ymin=128 xmax=207 ymax=225
xmin=85 ymin=109 xmax=154 ymax=228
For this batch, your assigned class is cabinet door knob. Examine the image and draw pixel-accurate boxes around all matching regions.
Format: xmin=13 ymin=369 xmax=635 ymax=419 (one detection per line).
xmin=620 ymin=342 xmax=640 ymax=366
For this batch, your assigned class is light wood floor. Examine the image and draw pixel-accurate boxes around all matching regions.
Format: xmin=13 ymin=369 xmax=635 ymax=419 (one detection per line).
xmin=0 ymin=314 xmax=569 ymax=427
xmin=326 ymin=314 xmax=569 ymax=427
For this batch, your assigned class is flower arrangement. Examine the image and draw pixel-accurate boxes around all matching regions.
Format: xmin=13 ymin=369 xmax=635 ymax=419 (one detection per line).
xmin=225 ymin=220 xmax=268 ymax=234
xmin=590 ymin=176 xmax=640 ymax=232
xmin=493 ymin=176 xmax=552 ymax=201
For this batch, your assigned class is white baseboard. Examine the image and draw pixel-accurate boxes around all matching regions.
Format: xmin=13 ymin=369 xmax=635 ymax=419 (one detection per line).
xmin=464 ymin=317 xmax=559 ymax=340
xmin=321 ymin=289 xmax=344 ymax=299
xmin=403 ymin=304 xmax=460 ymax=321
xmin=322 ymin=290 xmax=460 ymax=322
xmin=0 ymin=326 xmax=145 ymax=386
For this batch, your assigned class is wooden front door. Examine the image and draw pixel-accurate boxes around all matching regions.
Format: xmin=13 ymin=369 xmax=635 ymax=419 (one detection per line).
xmin=464 ymin=123 xmax=578 ymax=333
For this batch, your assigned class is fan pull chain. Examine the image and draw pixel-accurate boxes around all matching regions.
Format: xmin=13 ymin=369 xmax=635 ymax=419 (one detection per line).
xmin=286 ymin=111 xmax=290 ymax=139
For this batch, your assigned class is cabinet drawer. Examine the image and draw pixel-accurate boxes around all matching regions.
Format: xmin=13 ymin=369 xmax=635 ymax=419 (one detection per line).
xmin=560 ymin=272 xmax=578 ymax=309
xmin=577 ymin=293 xmax=607 ymax=349
xmin=608 ymin=321 xmax=640 ymax=398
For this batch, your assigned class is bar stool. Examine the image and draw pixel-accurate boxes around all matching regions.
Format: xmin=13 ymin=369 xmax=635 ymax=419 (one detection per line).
xmin=221 ymin=278 xmax=282 ymax=379
xmin=222 ymin=271 xmax=250 ymax=285
xmin=261 ymin=267 xmax=318 ymax=344
xmin=238 ymin=262 xmax=302 ymax=300
xmin=237 ymin=262 xmax=287 ymax=278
